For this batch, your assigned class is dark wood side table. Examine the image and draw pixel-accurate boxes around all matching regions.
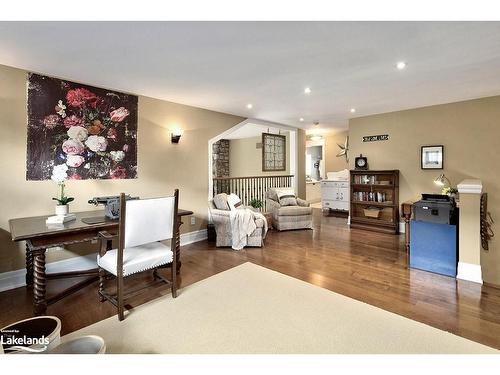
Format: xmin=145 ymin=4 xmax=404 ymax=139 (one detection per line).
xmin=401 ymin=201 xmax=414 ymax=267
xmin=8 ymin=209 xmax=193 ymax=316
xmin=262 ymin=212 xmax=273 ymax=230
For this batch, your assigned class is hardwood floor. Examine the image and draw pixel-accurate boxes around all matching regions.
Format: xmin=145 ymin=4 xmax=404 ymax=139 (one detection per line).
xmin=2 ymin=209 xmax=500 ymax=350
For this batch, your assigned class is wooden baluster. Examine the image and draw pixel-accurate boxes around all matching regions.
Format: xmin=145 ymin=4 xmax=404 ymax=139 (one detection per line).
xmin=257 ymin=178 xmax=261 ymax=204
xmin=244 ymin=178 xmax=248 ymax=205
xmin=242 ymin=178 xmax=245 ymax=204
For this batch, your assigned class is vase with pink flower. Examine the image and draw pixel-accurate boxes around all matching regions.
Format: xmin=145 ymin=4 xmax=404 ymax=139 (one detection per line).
xmin=51 ymin=164 xmax=75 ymax=216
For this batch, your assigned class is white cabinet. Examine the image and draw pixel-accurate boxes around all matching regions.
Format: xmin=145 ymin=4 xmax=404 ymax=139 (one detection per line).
xmin=321 ymin=180 xmax=349 ymax=212
xmin=306 ymin=182 xmax=321 ymax=203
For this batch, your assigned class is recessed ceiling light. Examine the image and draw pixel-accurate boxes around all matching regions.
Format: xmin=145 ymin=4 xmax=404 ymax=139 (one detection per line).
xmin=304 ymin=87 xmax=312 ymax=94
xmin=299 ymin=118 xmax=304 ymax=122
xmin=396 ymin=61 xmax=407 ymax=70
xmin=246 ymin=103 xmax=253 ymax=109
xmin=350 ymin=108 xmax=356 ymax=113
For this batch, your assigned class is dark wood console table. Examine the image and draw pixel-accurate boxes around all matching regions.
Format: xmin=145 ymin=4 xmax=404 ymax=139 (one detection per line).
xmin=401 ymin=201 xmax=415 ymax=267
xmin=8 ymin=208 xmax=193 ymax=316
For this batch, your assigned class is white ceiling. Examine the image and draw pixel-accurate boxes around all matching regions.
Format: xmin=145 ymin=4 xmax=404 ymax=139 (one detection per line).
xmin=1 ymin=22 xmax=500 ymax=131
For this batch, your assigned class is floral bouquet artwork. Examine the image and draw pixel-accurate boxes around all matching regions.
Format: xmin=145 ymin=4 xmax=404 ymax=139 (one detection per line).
xmin=26 ymin=73 xmax=138 ymax=180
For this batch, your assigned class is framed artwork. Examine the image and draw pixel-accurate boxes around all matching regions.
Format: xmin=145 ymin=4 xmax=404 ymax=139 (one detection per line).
xmin=262 ymin=132 xmax=286 ymax=172
xmin=421 ymin=145 xmax=444 ymax=169
xmin=26 ymin=73 xmax=138 ymax=181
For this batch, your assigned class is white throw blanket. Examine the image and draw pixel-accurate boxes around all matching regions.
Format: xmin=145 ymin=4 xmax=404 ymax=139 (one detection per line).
xmin=229 ymin=208 xmax=268 ymax=250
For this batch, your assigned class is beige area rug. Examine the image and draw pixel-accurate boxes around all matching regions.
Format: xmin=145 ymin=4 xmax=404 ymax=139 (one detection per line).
xmin=65 ymin=262 xmax=498 ymax=354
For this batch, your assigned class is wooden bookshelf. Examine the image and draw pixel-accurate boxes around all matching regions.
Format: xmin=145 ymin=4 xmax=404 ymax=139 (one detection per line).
xmin=350 ymin=170 xmax=399 ymax=234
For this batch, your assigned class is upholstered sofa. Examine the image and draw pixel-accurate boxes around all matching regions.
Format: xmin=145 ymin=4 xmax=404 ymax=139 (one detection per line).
xmin=266 ymin=188 xmax=313 ymax=231
xmin=208 ymin=194 xmax=266 ymax=248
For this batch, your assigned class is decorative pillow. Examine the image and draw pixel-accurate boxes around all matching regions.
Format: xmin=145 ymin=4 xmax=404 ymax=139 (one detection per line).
xmin=227 ymin=193 xmax=243 ymax=211
xmin=276 ymin=188 xmax=298 ymax=206
xmin=267 ymin=188 xmax=278 ymax=201
xmin=213 ymin=193 xmax=230 ymax=210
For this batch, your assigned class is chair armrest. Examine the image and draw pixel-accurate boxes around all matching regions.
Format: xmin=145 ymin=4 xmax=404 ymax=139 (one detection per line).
xmin=98 ymin=231 xmax=117 ymax=256
xmin=98 ymin=231 xmax=117 ymax=240
xmin=297 ymin=198 xmax=310 ymax=207
xmin=266 ymin=198 xmax=281 ymax=212
xmin=209 ymin=208 xmax=231 ymax=218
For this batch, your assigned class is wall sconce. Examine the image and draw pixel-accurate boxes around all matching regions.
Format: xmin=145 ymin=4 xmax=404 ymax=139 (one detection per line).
xmin=171 ymin=129 xmax=184 ymax=144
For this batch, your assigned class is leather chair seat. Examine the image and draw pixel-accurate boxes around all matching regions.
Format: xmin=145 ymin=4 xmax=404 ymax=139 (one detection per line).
xmin=98 ymin=242 xmax=173 ymax=277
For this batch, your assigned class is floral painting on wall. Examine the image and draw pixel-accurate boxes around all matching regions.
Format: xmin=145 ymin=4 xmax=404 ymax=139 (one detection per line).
xmin=26 ymin=73 xmax=138 ymax=181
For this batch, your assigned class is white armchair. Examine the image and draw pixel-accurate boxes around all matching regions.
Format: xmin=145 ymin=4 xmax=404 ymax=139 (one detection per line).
xmin=209 ymin=194 xmax=265 ymax=248
xmin=266 ymin=188 xmax=313 ymax=231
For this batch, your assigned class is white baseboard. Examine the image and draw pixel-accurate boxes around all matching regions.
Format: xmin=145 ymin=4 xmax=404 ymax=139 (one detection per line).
xmin=0 ymin=229 xmax=208 ymax=293
xmin=457 ymin=262 xmax=483 ymax=284
xmin=180 ymin=229 xmax=207 ymax=246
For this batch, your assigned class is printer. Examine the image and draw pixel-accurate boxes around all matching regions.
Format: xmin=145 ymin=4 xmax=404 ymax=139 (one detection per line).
xmin=413 ymin=194 xmax=457 ymax=225
xmin=410 ymin=193 xmax=459 ymax=277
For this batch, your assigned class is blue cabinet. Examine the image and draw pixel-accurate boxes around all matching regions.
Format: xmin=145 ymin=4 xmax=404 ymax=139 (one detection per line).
xmin=410 ymin=220 xmax=458 ymax=277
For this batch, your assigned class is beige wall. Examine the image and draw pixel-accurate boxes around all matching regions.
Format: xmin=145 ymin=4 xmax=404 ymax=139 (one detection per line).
xmin=0 ymin=64 xmax=244 ymax=273
xmin=349 ymin=96 xmax=500 ymax=285
xmin=229 ymin=133 xmax=290 ymax=177
xmin=324 ymin=130 xmax=349 ymax=173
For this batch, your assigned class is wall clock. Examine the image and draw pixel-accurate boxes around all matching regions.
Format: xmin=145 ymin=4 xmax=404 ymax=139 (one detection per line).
xmin=355 ymin=154 xmax=368 ymax=170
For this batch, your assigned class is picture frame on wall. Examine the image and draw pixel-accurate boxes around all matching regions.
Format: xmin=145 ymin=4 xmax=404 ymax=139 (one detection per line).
xmin=262 ymin=132 xmax=286 ymax=172
xmin=421 ymin=145 xmax=444 ymax=169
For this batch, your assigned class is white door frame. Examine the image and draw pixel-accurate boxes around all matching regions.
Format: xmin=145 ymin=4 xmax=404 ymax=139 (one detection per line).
xmin=208 ymin=118 xmax=298 ymax=202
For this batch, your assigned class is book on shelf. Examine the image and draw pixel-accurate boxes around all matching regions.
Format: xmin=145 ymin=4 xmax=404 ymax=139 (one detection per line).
xmin=353 ymin=175 xmax=377 ymax=184
xmin=352 ymin=191 xmax=388 ymax=202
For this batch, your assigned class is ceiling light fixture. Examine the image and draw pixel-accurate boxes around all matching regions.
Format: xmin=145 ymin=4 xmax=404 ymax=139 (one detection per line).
xmin=396 ymin=61 xmax=407 ymax=70
xmin=350 ymin=108 xmax=356 ymax=113
xmin=246 ymin=103 xmax=253 ymax=109
xmin=310 ymin=134 xmax=323 ymax=141
xmin=304 ymin=87 xmax=312 ymax=94
xmin=299 ymin=118 xmax=304 ymax=122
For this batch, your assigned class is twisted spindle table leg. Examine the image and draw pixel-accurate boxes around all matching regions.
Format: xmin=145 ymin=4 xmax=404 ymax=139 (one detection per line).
xmin=33 ymin=249 xmax=47 ymax=316
xmin=25 ymin=243 xmax=34 ymax=288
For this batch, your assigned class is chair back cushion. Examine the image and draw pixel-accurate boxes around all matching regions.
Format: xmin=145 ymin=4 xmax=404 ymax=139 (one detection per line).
xmin=227 ymin=193 xmax=242 ymax=211
xmin=124 ymin=197 xmax=175 ymax=248
xmin=276 ymin=188 xmax=298 ymax=206
xmin=213 ymin=193 xmax=230 ymax=210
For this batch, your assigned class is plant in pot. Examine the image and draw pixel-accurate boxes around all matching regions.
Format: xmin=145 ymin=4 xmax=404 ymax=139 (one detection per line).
xmin=51 ymin=164 xmax=74 ymax=216
xmin=249 ymin=198 xmax=263 ymax=212
xmin=442 ymin=186 xmax=459 ymax=199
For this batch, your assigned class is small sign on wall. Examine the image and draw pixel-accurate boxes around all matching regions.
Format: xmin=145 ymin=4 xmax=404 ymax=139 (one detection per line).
xmin=362 ymin=134 xmax=389 ymax=142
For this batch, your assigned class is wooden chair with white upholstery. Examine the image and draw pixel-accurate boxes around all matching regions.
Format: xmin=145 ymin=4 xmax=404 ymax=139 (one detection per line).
xmin=97 ymin=190 xmax=179 ymax=321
